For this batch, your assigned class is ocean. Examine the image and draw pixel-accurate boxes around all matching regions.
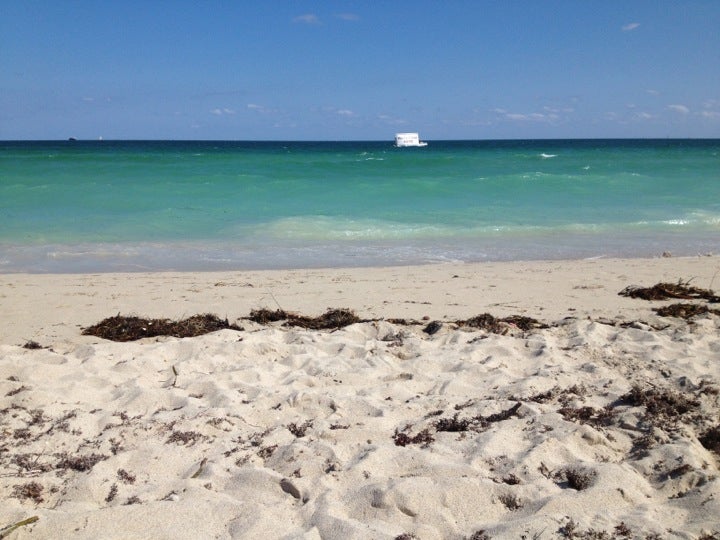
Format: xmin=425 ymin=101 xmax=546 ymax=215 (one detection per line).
xmin=1 ymin=139 xmax=718 ymax=273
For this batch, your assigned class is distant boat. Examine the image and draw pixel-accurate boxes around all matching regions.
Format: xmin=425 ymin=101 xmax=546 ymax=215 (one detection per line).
xmin=68 ymin=137 xmax=77 ymax=141
xmin=395 ymin=132 xmax=428 ymax=147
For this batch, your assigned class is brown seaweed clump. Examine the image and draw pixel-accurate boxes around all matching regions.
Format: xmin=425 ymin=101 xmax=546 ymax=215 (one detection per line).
xmin=248 ymin=308 xmax=361 ymax=330
xmin=619 ymin=280 xmax=719 ymax=302
xmin=654 ymin=303 xmax=720 ymax=319
xmin=82 ymin=314 xmax=242 ymax=342
xmin=699 ymin=425 xmax=720 ymax=455
xmin=460 ymin=313 xmax=547 ymax=334
xmin=247 ymin=308 xmax=290 ymax=324
xmin=619 ymin=385 xmax=699 ymax=420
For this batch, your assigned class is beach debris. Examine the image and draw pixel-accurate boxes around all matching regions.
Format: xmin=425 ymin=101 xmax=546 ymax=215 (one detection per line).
xmin=5 ymin=385 xmax=29 ymax=397
xmin=466 ymin=531 xmax=491 ymax=540
xmin=105 ymin=483 xmax=118 ymax=503
xmin=393 ymin=428 xmax=435 ymax=447
xmin=247 ymin=308 xmax=289 ymax=324
xmin=653 ymin=302 xmax=719 ymax=319
xmin=190 ymin=458 xmax=208 ymax=479
xmin=285 ymin=308 xmax=361 ymax=330
xmin=619 ymin=280 xmax=718 ymax=302
xmin=460 ymin=313 xmax=547 ymax=334
xmin=434 ymin=402 xmax=523 ymax=434
xmin=558 ymin=518 xmax=628 ymax=539
xmin=555 ymin=467 xmax=597 ymax=491
xmin=279 ymin=478 xmax=302 ymax=500
xmin=619 ymin=385 xmax=699 ymax=421
xmin=82 ymin=314 xmax=242 ymax=341
xmin=434 ymin=413 xmax=473 ymax=432
xmin=117 ymin=468 xmax=136 ymax=484
xmin=287 ymin=420 xmax=313 ymax=438
xmin=558 ymin=406 xmax=615 ymax=427
xmin=423 ymin=320 xmax=443 ymax=335
xmin=699 ymin=425 xmax=720 ymax=455
xmin=248 ymin=308 xmax=361 ymax=330
xmin=55 ymin=452 xmax=108 ymax=472
xmin=21 ymin=341 xmax=44 ymax=350
xmin=0 ymin=516 xmax=39 ymax=539
xmin=12 ymin=482 xmax=44 ymax=503
xmin=166 ymin=430 xmax=207 ymax=446
xmin=498 ymin=493 xmax=523 ymax=511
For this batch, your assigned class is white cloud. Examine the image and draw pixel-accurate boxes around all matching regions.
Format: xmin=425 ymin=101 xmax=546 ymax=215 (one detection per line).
xmin=646 ymin=89 xmax=660 ymax=96
xmin=668 ymin=104 xmax=690 ymax=114
xmin=335 ymin=13 xmax=360 ymax=21
xmin=622 ymin=22 xmax=640 ymax=31
xmin=635 ymin=112 xmax=654 ymax=120
xmin=500 ymin=111 xmax=557 ymax=122
xmin=701 ymin=111 xmax=720 ymax=119
xmin=543 ymin=106 xmax=574 ymax=114
xmin=377 ymin=114 xmax=407 ymax=126
xmin=293 ymin=14 xmax=320 ymax=24
xmin=336 ymin=109 xmax=355 ymax=117
xmin=247 ymin=103 xmax=276 ymax=114
xmin=211 ymin=108 xmax=235 ymax=116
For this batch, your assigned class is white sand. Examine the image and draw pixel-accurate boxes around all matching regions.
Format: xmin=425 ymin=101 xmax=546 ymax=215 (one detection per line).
xmin=1 ymin=257 xmax=719 ymax=539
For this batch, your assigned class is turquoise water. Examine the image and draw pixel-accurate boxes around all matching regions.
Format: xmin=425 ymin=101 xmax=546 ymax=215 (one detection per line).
xmin=1 ymin=139 xmax=719 ymax=272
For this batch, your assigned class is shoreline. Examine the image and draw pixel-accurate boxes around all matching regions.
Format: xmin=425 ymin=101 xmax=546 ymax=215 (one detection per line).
xmin=1 ymin=232 xmax=718 ymax=274
xmin=1 ymin=255 xmax=718 ymax=346
xmin=2 ymin=255 xmax=719 ymax=538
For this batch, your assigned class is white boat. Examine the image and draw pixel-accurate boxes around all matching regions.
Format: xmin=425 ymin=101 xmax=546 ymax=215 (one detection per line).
xmin=395 ymin=132 xmax=428 ymax=147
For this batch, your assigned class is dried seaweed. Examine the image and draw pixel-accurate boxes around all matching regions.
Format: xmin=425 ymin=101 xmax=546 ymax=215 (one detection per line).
xmin=105 ymin=483 xmax=118 ymax=503
xmin=248 ymin=308 xmax=361 ymax=330
xmin=166 ymin=430 xmax=207 ymax=446
xmin=619 ymin=385 xmax=699 ymax=419
xmin=284 ymin=308 xmax=361 ymax=330
xmin=12 ymin=482 xmax=44 ymax=503
xmin=434 ymin=402 xmax=521 ymax=434
xmin=247 ymin=308 xmax=290 ymax=324
xmin=393 ymin=428 xmax=435 ymax=447
xmin=498 ymin=493 xmax=522 ymax=510
xmin=699 ymin=425 xmax=720 ymax=455
xmin=460 ymin=313 xmax=547 ymax=334
xmin=462 ymin=313 xmax=505 ymax=333
xmin=559 ymin=406 xmax=616 ymax=427
xmin=55 ymin=453 xmax=108 ymax=472
xmin=485 ymin=402 xmax=522 ymax=423
xmin=555 ymin=467 xmax=597 ymax=491
xmin=654 ymin=303 xmax=719 ymax=319
xmin=434 ymin=414 xmax=473 ymax=432
xmin=82 ymin=314 xmax=242 ymax=342
xmin=287 ymin=420 xmax=313 ymax=438
xmin=619 ymin=280 xmax=719 ymax=301
xmin=117 ymin=468 xmax=136 ymax=484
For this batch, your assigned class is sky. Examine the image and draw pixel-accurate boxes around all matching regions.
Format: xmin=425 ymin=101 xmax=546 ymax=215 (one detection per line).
xmin=1 ymin=1 xmax=719 ymax=140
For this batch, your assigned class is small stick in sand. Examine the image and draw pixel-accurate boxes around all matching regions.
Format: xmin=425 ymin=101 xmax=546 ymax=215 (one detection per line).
xmin=0 ymin=516 xmax=39 ymax=539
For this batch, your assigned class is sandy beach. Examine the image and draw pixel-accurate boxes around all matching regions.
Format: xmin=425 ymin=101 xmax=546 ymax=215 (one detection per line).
xmin=2 ymin=256 xmax=719 ymax=539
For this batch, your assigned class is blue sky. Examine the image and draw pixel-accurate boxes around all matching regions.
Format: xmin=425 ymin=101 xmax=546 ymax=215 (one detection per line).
xmin=2 ymin=1 xmax=719 ymax=140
